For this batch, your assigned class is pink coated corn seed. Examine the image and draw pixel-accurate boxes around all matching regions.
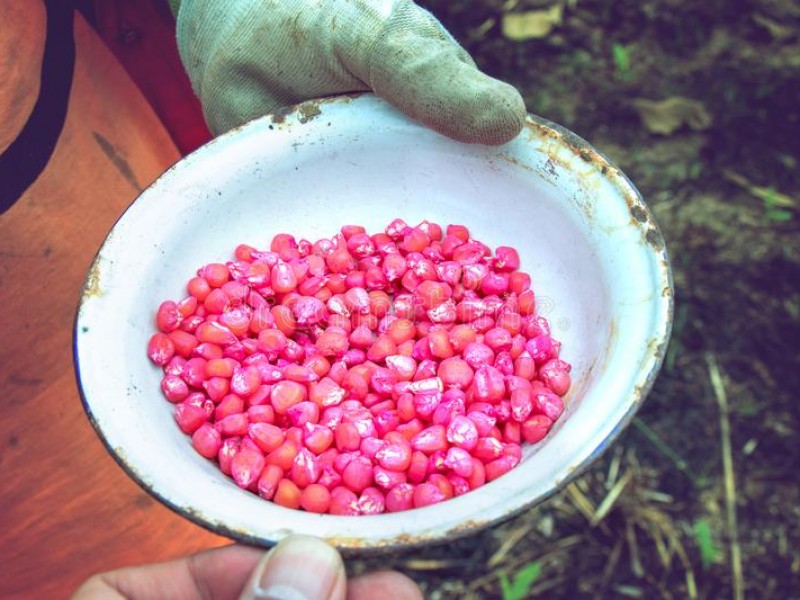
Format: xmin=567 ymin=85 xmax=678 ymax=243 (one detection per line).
xmin=147 ymin=220 xmax=572 ymax=514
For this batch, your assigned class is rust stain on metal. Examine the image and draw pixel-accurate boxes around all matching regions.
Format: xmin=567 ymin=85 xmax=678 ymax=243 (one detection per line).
xmin=645 ymin=227 xmax=665 ymax=250
xmin=532 ymin=111 xmax=667 ymax=255
xmin=113 ymin=446 xmax=129 ymax=463
xmin=524 ymin=119 xmax=560 ymax=142
xmin=326 ymin=532 xmax=433 ymax=550
xmin=325 ymin=518 xmax=492 ymax=552
xmin=445 ymin=519 xmax=486 ymax=536
xmin=631 ymin=384 xmax=646 ymax=404
xmin=297 ymin=101 xmax=322 ymax=124
xmin=646 ymin=336 xmax=668 ymax=362
xmin=324 ymin=535 xmax=374 ymax=549
xmin=271 ymin=105 xmax=295 ymax=124
xmin=223 ymin=121 xmax=252 ymax=138
xmin=271 ymin=95 xmax=360 ymax=126
xmin=497 ymin=152 xmax=533 ymax=173
xmin=182 ymin=506 xmax=269 ymax=544
xmin=529 ymin=118 xmax=608 ymax=173
xmin=522 ymin=116 xmax=638 ymax=229
xmin=630 ymin=205 xmax=649 ymax=223
xmin=83 ymin=256 xmax=104 ymax=299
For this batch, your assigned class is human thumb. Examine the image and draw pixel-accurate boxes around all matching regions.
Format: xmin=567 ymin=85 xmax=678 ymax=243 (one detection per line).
xmin=366 ymin=1 xmax=526 ymax=145
xmin=238 ymin=536 xmax=346 ymax=600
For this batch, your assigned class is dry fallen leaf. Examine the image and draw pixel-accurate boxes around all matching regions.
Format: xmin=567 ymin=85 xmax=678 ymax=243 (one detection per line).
xmin=502 ymin=5 xmax=564 ymax=41
xmin=632 ymin=97 xmax=713 ymax=135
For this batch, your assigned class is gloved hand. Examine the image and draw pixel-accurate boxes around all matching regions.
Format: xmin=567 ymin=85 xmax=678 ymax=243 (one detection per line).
xmin=173 ymin=0 xmax=526 ymax=145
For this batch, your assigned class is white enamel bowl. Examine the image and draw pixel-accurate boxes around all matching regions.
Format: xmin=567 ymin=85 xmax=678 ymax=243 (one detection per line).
xmin=74 ymin=94 xmax=672 ymax=552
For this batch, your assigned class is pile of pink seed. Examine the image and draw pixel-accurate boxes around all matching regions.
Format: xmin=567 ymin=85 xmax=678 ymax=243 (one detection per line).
xmin=147 ymin=219 xmax=571 ymax=515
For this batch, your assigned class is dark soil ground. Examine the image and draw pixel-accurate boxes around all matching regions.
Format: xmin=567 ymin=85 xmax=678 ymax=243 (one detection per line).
xmin=351 ymin=1 xmax=800 ymax=598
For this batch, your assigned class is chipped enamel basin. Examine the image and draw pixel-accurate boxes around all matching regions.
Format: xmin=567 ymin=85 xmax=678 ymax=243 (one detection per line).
xmin=74 ymin=93 xmax=673 ymax=553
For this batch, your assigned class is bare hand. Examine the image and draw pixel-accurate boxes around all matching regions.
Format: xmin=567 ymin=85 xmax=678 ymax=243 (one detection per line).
xmin=71 ymin=536 xmax=421 ymax=600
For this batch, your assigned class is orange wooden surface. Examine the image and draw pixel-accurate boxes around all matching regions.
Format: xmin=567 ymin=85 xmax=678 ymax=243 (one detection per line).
xmin=0 ymin=8 xmax=223 ymax=599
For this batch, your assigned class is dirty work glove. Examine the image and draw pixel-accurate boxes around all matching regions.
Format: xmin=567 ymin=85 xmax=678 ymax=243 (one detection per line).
xmin=174 ymin=0 xmax=526 ymax=145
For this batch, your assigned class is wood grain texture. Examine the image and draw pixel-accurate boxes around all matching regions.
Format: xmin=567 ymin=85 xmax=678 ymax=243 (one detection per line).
xmin=0 ymin=10 xmax=223 ymax=600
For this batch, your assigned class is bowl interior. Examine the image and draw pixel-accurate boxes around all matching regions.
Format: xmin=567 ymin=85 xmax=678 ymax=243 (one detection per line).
xmin=75 ymin=94 xmax=671 ymax=551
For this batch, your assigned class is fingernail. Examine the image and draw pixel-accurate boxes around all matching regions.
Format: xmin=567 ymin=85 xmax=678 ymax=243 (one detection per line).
xmin=245 ymin=536 xmax=344 ymax=600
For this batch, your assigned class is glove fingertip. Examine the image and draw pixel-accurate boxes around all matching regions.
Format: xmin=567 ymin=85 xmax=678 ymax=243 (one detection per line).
xmin=433 ymin=80 xmax=526 ymax=146
xmin=468 ymin=84 xmax=527 ymax=146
